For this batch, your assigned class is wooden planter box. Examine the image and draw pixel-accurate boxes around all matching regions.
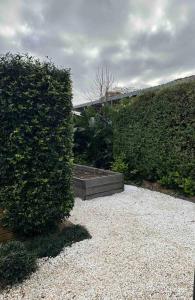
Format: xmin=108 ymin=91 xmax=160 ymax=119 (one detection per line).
xmin=73 ymin=164 xmax=124 ymax=200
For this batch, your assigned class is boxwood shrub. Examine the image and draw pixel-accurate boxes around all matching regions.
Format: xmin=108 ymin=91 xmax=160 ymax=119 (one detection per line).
xmin=113 ymin=81 xmax=195 ymax=196
xmin=0 ymin=53 xmax=74 ymax=235
xmin=0 ymin=241 xmax=36 ymax=287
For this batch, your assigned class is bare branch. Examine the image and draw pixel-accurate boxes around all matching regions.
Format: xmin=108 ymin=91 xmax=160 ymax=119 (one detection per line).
xmin=90 ymin=65 xmax=116 ymax=103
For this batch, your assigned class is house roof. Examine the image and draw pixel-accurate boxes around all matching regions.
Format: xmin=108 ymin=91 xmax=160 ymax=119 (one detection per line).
xmin=73 ymin=75 xmax=195 ymax=111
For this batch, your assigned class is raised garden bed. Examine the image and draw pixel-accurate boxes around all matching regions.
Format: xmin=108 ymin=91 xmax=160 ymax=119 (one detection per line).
xmin=73 ymin=164 xmax=124 ymax=200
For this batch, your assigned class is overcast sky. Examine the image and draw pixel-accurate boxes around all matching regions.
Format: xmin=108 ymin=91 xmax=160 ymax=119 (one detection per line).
xmin=1 ymin=0 xmax=195 ymax=104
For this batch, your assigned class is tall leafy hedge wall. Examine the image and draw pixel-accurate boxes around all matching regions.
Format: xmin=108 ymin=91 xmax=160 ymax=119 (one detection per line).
xmin=0 ymin=53 xmax=74 ymax=235
xmin=113 ymin=81 xmax=195 ymax=196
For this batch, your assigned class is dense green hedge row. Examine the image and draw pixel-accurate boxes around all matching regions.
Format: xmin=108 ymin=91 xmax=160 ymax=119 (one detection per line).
xmin=113 ymin=81 xmax=195 ymax=196
xmin=0 ymin=53 xmax=74 ymax=235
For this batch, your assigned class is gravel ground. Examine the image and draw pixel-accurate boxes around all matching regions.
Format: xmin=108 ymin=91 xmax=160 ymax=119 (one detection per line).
xmin=1 ymin=185 xmax=195 ymax=300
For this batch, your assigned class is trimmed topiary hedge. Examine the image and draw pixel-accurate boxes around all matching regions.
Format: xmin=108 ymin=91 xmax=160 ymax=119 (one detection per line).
xmin=0 ymin=53 xmax=74 ymax=235
xmin=113 ymin=81 xmax=195 ymax=196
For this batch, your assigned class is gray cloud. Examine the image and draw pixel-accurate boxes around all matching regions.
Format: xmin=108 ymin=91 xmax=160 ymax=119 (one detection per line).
xmin=0 ymin=0 xmax=195 ymax=103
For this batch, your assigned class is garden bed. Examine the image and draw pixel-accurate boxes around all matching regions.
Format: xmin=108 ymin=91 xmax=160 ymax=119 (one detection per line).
xmin=73 ymin=164 xmax=124 ymax=200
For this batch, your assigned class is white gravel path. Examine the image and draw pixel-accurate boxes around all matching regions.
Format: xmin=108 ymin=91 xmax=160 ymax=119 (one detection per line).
xmin=0 ymin=185 xmax=195 ymax=300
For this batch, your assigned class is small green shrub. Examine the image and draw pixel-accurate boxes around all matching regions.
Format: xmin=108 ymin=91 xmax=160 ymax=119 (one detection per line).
xmin=160 ymin=172 xmax=195 ymax=196
xmin=24 ymin=224 xmax=91 ymax=258
xmin=0 ymin=241 xmax=36 ymax=287
xmin=111 ymin=156 xmax=128 ymax=176
xmin=182 ymin=178 xmax=195 ymax=196
xmin=0 ymin=53 xmax=74 ymax=235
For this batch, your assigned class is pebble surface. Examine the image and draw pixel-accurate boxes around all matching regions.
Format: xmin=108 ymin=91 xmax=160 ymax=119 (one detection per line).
xmin=0 ymin=185 xmax=195 ymax=300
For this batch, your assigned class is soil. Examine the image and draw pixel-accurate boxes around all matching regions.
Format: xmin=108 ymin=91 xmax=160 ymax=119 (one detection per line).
xmin=0 ymin=209 xmax=14 ymax=243
xmin=58 ymin=220 xmax=74 ymax=232
xmin=73 ymin=169 xmax=107 ymax=179
xmin=141 ymin=180 xmax=195 ymax=203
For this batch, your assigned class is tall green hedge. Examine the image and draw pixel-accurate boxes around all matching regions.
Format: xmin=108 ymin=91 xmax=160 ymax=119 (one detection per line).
xmin=0 ymin=53 xmax=74 ymax=235
xmin=113 ymin=81 xmax=195 ymax=196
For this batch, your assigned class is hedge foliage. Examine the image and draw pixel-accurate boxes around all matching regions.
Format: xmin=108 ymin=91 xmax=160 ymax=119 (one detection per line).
xmin=0 ymin=53 xmax=74 ymax=235
xmin=74 ymin=106 xmax=113 ymax=168
xmin=113 ymin=81 xmax=195 ymax=196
